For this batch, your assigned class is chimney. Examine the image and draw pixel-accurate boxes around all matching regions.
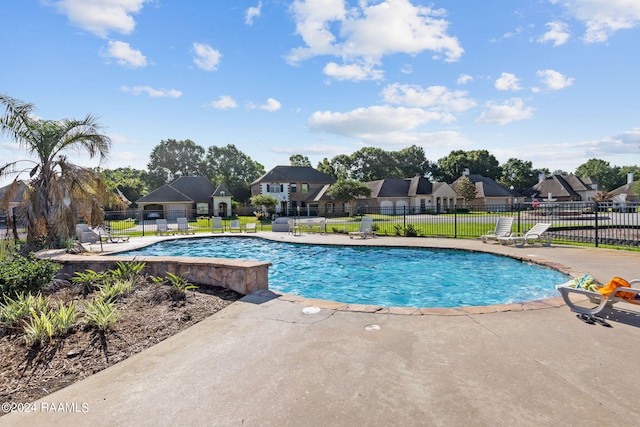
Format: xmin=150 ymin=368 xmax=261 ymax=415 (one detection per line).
xmin=628 ymin=172 xmax=634 ymax=184
xmin=538 ymin=172 xmax=545 ymax=183
xmin=463 ymin=168 xmax=470 ymax=176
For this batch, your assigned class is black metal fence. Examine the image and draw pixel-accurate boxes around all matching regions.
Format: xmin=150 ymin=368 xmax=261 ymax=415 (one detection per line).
xmin=103 ymin=201 xmax=640 ymax=248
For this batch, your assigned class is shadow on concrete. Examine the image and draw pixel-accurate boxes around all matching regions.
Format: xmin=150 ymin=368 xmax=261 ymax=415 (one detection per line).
xmin=601 ymin=306 xmax=640 ymax=328
xmin=239 ymin=289 xmax=282 ymax=305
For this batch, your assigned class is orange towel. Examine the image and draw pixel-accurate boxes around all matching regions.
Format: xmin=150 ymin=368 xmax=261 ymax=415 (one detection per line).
xmin=597 ymin=277 xmax=640 ymax=304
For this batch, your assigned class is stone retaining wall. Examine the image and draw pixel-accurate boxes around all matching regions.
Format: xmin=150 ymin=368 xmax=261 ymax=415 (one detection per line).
xmin=46 ymin=254 xmax=271 ymax=295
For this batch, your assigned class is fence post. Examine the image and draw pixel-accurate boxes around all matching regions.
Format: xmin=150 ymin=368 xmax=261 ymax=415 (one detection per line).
xmin=516 ymin=203 xmax=521 ymax=233
xmin=594 ymin=201 xmax=599 ymax=248
xmin=403 ymin=206 xmax=406 ymax=229
xmin=454 ymin=207 xmax=457 ymax=238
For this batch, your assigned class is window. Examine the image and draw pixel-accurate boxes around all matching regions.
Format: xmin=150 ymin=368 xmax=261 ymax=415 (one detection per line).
xmin=291 ymin=183 xmax=297 ymax=193
xmin=268 ymin=184 xmax=283 ymax=193
xmin=302 ymin=183 xmax=309 ymax=193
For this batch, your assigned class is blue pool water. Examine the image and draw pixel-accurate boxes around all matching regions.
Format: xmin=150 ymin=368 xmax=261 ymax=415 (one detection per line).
xmin=120 ymin=237 xmax=569 ymax=308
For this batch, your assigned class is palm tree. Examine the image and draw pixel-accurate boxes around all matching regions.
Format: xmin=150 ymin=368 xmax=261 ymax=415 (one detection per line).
xmin=1 ymin=94 xmax=116 ymax=248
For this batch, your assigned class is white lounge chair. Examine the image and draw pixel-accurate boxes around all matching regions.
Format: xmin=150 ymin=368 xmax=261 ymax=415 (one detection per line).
xmin=76 ymin=224 xmax=100 ymax=243
xmin=177 ymin=217 xmax=195 ymax=234
xmin=229 ymin=219 xmax=242 ymax=233
xmin=245 ymin=222 xmax=257 ymax=233
xmin=155 ymin=219 xmax=174 ymax=236
xmin=557 ymin=276 xmax=640 ymax=316
xmin=349 ymin=217 xmax=375 ymax=239
xmin=96 ymin=225 xmax=130 ymax=243
xmin=498 ymin=222 xmax=552 ymax=247
xmin=481 ymin=217 xmax=514 ymax=243
xmin=211 ymin=217 xmax=224 ymax=233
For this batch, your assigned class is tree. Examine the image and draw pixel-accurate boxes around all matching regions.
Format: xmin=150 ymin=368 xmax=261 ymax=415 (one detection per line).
xmin=98 ymin=167 xmax=148 ymax=207
xmin=575 ymin=158 xmax=619 ymax=191
xmin=205 ymin=144 xmax=265 ymax=203
xmin=316 ymin=155 xmax=351 ymax=180
xmin=326 ymin=179 xmax=372 ymax=215
xmin=146 ymin=139 xmax=206 ymax=189
xmin=455 ymin=176 xmax=477 ymax=206
xmin=1 ymin=94 xmax=115 ymax=248
xmin=616 ymin=165 xmax=640 ymax=189
xmin=289 ymin=154 xmax=312 ymax=167
xmin=437 ymin=150 xmax=502 ymax=182
xmin=392 ymin=145 xmax=435 ymax=178
xmin=498 ymin=158 xmax=540 ymax=190
xmin=349 ymin=147 xmax=399 ymax=181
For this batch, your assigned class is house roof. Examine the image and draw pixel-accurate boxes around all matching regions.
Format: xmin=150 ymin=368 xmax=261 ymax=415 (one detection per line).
xmin=452 ymin=174 xmax=510 ymax=198
xmin=532 ymin=174 xmax=594 ymax=200
xmin=0 ymin=180 xmax=29 ymax=204
xmin=364 ymin=176 xmax=444 ymax=198
xmin=251 ymin=166 xmax=336 ymax=185
xmin=169 ymin=176 xmax=217 ymax=201
xmin=212 ymin=183 xmax=233 ymax=197
xmin=136 ymin=176 xmax=219 ymax=204
xmin=610 ymin=181 xmax=639 ymax=200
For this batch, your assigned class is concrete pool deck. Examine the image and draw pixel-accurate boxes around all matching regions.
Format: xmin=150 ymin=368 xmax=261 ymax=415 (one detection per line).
xmin=4 ymin=233 xmax=640 ymax=426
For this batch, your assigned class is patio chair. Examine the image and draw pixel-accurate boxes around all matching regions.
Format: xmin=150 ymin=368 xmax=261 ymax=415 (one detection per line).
xmin=349 ymin=217 xmax=375 ymax=239
xmin=211 ymin=217 xmax=224 ymax=233
xmin=155 ymin=219 xmax=174 ymax=236
xmin=498 ymin=222 xmax=552 ymax=247
xmin=76 ymin=223 xmax=100 ymax=243
xmin=481 ymin=217 xmax=514 ymax=243
xmin=96 ymin=225 xmax=130 ymax=243
xmin=177 ymin=217 xmax=195 ymax=235
xmin=245 ymin=222 xmax=257 ymax=233
xmin=557 ymin=276 xmax=640 ymax=316
xmin=229 ymin=219 xmax=242 ymax=233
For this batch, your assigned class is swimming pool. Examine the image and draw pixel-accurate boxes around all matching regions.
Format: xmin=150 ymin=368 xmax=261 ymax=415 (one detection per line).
xmin=120 ymin=237 xmax=569 ymax=308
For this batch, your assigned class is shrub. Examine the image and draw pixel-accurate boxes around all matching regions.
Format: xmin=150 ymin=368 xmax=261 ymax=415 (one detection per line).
xmin=51 ymin=301 xmax=77 ymax=335
xmin=72 ymin=269 xmax=108 ymax=296
xmin=110 ymin=261 xmax=146 ymax=282
xmin=83 ymin=300 xmax=120 ymax=331
xmin=23 ymin=309 xmax=54 ymax=347
xmin=96 ymin=279 xmax=135 ymax=303
xmin=1 ymin=293 xmax=51 ymax=331
xmin=0 ymin=253 xmax=61 ymax=298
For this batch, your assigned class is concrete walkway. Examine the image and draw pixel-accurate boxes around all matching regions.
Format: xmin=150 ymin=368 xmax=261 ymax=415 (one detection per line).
xmin=3 ymin=234 xmax=640 ymax=426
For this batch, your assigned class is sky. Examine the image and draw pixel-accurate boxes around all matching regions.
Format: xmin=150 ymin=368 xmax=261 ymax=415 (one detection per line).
xmin=1 ymin=0 xmax=640 ymax=181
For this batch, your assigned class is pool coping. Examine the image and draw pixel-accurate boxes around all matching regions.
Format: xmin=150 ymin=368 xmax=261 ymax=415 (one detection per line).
xmin=70 ymin=231 xmax=588 ymax=316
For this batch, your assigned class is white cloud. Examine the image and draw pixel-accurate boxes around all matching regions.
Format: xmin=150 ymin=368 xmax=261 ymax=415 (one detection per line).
xmin=193 ymin=42 xmax=222 ymax=71
xmin=103 ymin=40 xmax=147 ymax=68
xmin=258 ymin=98 xmax=282 ymax=112
xmin=288 ymin=0 xmax=463 ymax=81
xmin=245 ymin=2 xmax=262 ymax=25
xmin=558 ymin=0 xmax=640 ymax=42
xmin=537 ymin=69 xmax=574 ymax=90
xmin=521 ymin=128 xmax=640 ymax=171
xmin=582 ymin=128 xmax=640 ymax=157
xmin=121 ymin=86 xmax=182 ymax=98
xmin=49 ymin=0 xmax=150 ymax=38
xmin=476 ymin=98 xmax=534 ymax=125
xmin=381 ymin=83 xmax=476 ymax=114
xmin=495 ymin=72 xmax=522 ymax=91
xmin=538 ymin=21 xmax=570 ymax=46
xmin=457 ymin=74 xmax=473 ymax=85
xmin=210 ymin=96 xmax=237 ymax=110
xmin=308 ymin=105 xmax=444 ymax=138
xmin=323 ymin=62 xmax=384 ymax=81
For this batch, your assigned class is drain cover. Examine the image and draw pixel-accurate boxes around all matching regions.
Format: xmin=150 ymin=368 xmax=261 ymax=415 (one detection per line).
xmin=302 ymin=306 xmax=321 ymax=314
xmin=364 ymin=324 xmax=381 ymax=331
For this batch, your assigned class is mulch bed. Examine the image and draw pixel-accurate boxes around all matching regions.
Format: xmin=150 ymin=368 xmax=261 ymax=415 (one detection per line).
xmin=0 ymin=281 xmax=241 ymax=408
